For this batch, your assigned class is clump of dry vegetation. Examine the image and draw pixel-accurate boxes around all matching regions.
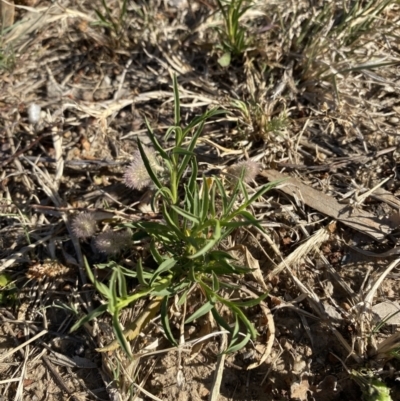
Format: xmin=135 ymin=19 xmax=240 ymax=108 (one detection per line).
xmin=1 ymin=1 xmax=400 ymax=400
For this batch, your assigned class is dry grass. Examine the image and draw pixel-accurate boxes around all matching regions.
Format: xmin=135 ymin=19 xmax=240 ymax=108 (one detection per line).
xmin=1 ymin=0 xmax=400 ymax=400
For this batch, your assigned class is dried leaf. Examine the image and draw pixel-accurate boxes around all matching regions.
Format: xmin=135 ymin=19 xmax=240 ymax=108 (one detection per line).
xmin=291 ymin=376 xmax=311 ymax=401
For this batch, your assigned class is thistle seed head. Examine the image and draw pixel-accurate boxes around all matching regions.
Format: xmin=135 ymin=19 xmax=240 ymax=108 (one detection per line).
xmin=71 ymin=212 xmax=97 ymax=239
xmin=94 ymin=229 xmax=132 ymax=255
xmin=123 ymin=146 xmax=159 ymax=190
xmin=226 ymin=160 xmax=260 ymax=185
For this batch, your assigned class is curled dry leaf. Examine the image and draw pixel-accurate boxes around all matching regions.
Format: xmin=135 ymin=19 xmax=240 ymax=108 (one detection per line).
xmin=291 ymin=376 xmax=311 ymax=401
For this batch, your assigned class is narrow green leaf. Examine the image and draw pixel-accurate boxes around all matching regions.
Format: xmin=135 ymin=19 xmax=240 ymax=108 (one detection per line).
xmin=161 ymin=296 xmax=178 ymax=345
xmin=184 ymin=184 xmax=195 ymax=217
xmin=226 ymin=183 xmax=242 ymax=214
xmin=188 ymin=160 xmax=199 ymax=216
xmin=210 ymin=183 xmax=217 ymax=220
xmin=185 ymin=301 xmax=215 ymax=323
xmin=117 ymin=264 xmax=141 ymax=279
xmin=116 ymin=287 xmax=153 ymax=309
xmin=161 ymin=203 xmax=187 ymax=242
xmin=189 ymin=265 xmax=197 ymax=283
xmin=178 ymin=290 xmax=189 ymax=306
xmin=187 ymin=220 xmax=221 ymax=259
xmin=187 ymin=120 xmax=205 ymax=152
xmin=84 ymin=256 xmax=95 ymax=283
xmin=153 ymin=186 xmax=174 ymax=202
xmin=188 ymin=157 xmax=198 ymax=192
xmin=69 ymin=304 xmax=108 ymax=332
xmin=173 ymin=74 xmax=181 ymax=127
xmin=149 ymin=258 xmax=177 ymax=286
xmin=152 ymin=287 xmax=174 ymax=297
xmin=138 ymin=221 xmax=172 ymax=235
xmin=216 ymin=296 xmax=258 ymax=338
xmin=154 ymin=275 xmax=173 ymax=291
xmin=208 ymin=250 xmax=236 ymax=260
xmin=112 ymin=312 xmax=133 ymax=358
xmin=170 ymin=205 xmax=200 ymax=225
xmin=177 ymin=153 xmax=194 ymax=182
xmin=94 ymin=10 xmax=109 ymax=25
xmin=234 ymin=307 xmax=258 ymax=339
xmin=143 ymin=117 xmax=170 ymax=160
xmin=233 ymin=293 xmax=268 ymax=308
xmin=211 ymin=308 xmax=233 ymax=334
xmin=121 ymin=0 xmax=127 ymax=20
xmin=244 ymin=180 xmax=283 ymax=209
xmin=225 ymin=333 xmax=251 ymax=354
xmin=183 ymin=109 xmax=225 ymax=137
xmin=220 ymin=220 xmax=254 ymax=229
xmin=94 ymin=279 xmax=113 ymax=300
xmin=171 ymin=147 xmax=196 ymax=156
xmin=109 ymin=270 xmax=118 ymax=312
xmin=231 ymin=316 xmax=240 ymax=340
xmin=211 ymin=272 xmax=220 ymax=292
xmin=149 ymin=241 xmax=164 ymax=265
xmin=177 ymin=121 xmax=204 ymax=182
xmin=136 ymin=258 xmax=148 ymax=286
xmin=0 ymin=273 xmax=12 ymax=287
xmin=117 ymin=266 xmax=128 ymax=299
xmin=203 ymin=260 xmax=249 ymax=275
xmin=137 ymin=139 xmax=164 ymax=191
xmin=200 ymin=176 xmax=210 ymax=222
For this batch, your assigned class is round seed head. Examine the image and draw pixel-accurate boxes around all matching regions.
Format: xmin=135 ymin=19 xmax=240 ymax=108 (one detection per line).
xmin=123 ymin=146 xmax=159 ymax=190
xmin=71 ymin=212 xmax=97 ymax=239
xmin=226 ymin=160 xmax=260 ymax=185
xmin=94 ymin=229 xmax=132 ymax=255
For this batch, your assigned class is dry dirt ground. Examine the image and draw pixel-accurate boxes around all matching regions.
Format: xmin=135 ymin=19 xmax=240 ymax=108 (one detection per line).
xmin=1 ymin=1 xmax=400 ymax=400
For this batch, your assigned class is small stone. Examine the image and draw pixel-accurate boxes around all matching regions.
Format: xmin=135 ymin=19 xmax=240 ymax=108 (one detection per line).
xmin=372 ymin=301 xmax=400 ymax=326
xmin=28 ymin=103 xmax=41 ymax=124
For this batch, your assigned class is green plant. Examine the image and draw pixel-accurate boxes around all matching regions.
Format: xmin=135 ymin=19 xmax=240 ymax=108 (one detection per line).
xmin=93 ymin=0 xmax=128 ymax=45
xmin=0 ymin=273 xmax=17 ymax=306
xmin=286 ymin=0 xmax=395 ymax=83
xmin=0 ymin=43 xmax=15 ymax=71
xmin=70 ymin=75 xmax=279 ymax=357
xmin=351 ymin=370 xmax=392 ymax=401
xmin=215 ymin=0 xmax=254 ymax=66
xmin=231 ymin=99 xmax=289 ymax=141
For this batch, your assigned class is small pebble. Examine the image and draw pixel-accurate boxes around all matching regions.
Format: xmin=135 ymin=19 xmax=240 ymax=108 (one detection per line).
xmin=28 ymin=103 xmax=41 ymax=124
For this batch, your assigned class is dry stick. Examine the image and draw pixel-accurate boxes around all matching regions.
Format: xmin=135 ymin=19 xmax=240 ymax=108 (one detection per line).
xmin=0 ymin=132 xmax=52 ymax=168
xmin=132 ymin=357 xmax=159 ymax=401
xmin=0 ymin=233 xmax=54 ymax=272
xmin=364 ymin=257 xmax=400 ymax=308
xmin=209 ymin=332 xmax=228 ymax=401
xmin=177 ymin=298 xmax=187 ymax=389
xmin=260 ymin=169 xmax=391 ymax=241
xmin=289 ymin=270 xmax=362 ymax=363
xmin=15 ymin=345 xmax=29 ymax=401
xmin=0 ymin=378 xmax=20 ymax=385
xmin=42 ymin=356 xmax=80 ymax=401
xmin=114 ymin=58 xmax=133 ymax=101
xmin=132 ymin=382 xmax=163 ymax=401
xmin=260 ymin=209 xmax=362 ymax=361
xmin=0 ymin=329 xmax=47 ymax=362
xmin=4 ymin=123 xmax=33 ymax=191
xmin=268 ymin=226 xmax=330 ymax=278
